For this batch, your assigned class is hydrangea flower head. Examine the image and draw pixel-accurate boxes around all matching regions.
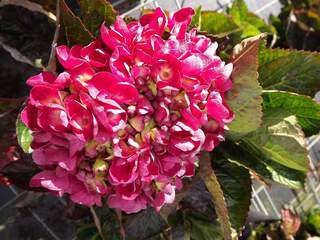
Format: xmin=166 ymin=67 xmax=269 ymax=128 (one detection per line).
xmin=21 ymin=7 xmax=233 ymax=213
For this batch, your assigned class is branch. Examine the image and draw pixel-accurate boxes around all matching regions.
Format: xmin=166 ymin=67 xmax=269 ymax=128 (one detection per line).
xmin=90 ymin=206 xmax=106 ymax=240
xmin=47 ymin=0 xmax=61 ymax=73
xmin=0 ymin=39 xmax=40 ymax=68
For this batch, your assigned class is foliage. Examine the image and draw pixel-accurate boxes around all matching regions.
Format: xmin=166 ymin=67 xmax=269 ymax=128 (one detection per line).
xmin=0 ymin=0 xmax=319 ymax=239
xmin=248 ymin=207 xmax=320 ymax=239
xmin=270 ymin=0 xmax=320 ymax=51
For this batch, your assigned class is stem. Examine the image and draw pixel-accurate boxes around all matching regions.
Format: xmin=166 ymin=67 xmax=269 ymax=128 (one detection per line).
xmin=90 ymin=206 xmax=106 ymax=240
xmin=47 ymin=0 xmax=61 ymax=73
xmin=199 ymin=153 xmax=233 ymax=240
xmin=115 ymin=209 xmax=126 ymax=240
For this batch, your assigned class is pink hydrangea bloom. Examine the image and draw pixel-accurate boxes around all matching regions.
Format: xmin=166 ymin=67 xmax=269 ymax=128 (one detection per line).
xmin=22 ymin=7 xmax=233 ymax=214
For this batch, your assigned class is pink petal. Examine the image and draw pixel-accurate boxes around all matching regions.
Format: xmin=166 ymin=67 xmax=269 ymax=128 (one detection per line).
xmin=108 ymin=194 xmax=147 ymax=214
xmin=30 ymin=85 xmax=63 ymax=109
xmin=37 ymin=108 xmax=69 ymax=132
xmin=56 ymin=45 xmax=84 ymax=70
xmin=65 ymin=98 xmax=96 ymax=141
xmin=108 ymin=158 xmax=138 ymax=185
xmin=30 ymin=170 xmax=69 ymax=196
xmin=170 ymin=7 xmax=195 ymax=39
xmin=21 ymin=104 xmax=39 ymax=130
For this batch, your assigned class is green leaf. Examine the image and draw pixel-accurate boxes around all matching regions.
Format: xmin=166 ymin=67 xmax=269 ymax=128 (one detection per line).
xmin=212 ymin=155 xmax=251 ymax=231
xmin=190 ymin=6 xmax=202 ymax=29
xmin=77 ymin=0 xmax=117 ymax=36
xmin=16 ymin=116 xmax=33 ymax=153
xmin=226 ymin=35 xmax=264 ymax=139
xmin=184 ymin=211 xmax=223 ymax=240
xmin=101 ymin=210 xmax=122 ymax=240
xmin=77 ymin=224 xmax=99 ymax=240
xmin=258 ymin=48 xmax=320 ymax=97
xmin=228 ymin=0 xmax=274 ymax=38
xmin=124 ymin=208 xmax=167 ymax=240
xmin=199 ymin=153 xmax=233 ymax=240
xmin=263 ymin=90 xmax=320 ymax=136
xmin=217 ymin=141 xmax=306 ymax=189
xmin=201 ymin=11 xmax=240 ymax=37
xmin=60 ymin=0 xmax=94 ymax=45
xmin=244 ymin=116 xmax=309 ymax=172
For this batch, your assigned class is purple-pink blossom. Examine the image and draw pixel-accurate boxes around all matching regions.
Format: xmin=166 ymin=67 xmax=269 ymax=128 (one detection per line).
xmin=21 ymin=7 xmax=233 ymax=214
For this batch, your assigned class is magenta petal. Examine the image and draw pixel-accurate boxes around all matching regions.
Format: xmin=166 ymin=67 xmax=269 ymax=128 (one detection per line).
xmin=170 ymin=7 xmax=195 ymax=39
xmin=136 ymin=96 xmax=154 ymax=115
xmin=21 ymin=104 xmax=39 ymax=130
xmin=65 ymin=98 xmax=96 ymax=141
xmin=80 ymin=41 xmax=109 ymax=68
xmin=100 ymin=17 xmax=132 ymax=50
xmin=87 ymin=72 xmax=117 ymax=98
xmin=27 ymin=71 xmax=56 ymax=87
xmin=116 ymin=182 xmax=140 ymax=200
xmin=139 ymin=8 xmax=167 ymax=35
xmin=154 ymin=102 xmax=170 ymax=125
xmin=30 ymin=170 xmax=69 ymax=195
xmin=152 ymin=54 xmax=182 ymax=90
xmin=37 ymin=108 xmax=69 ymax=132
xmin=206 ymin=92 xmax=232 ymax=122
xmin=70 ymin=189 xmax=102 ymax=206
xmin=30 ymin=85 xmax=63 ymax=108
xmin=80 ymin=92 xmax=127 ymax=132
xmin=56 ymin=45 xmax=84 ymax=70
xmin=109 ymin=46 xmax=132 ymax=78
xmin=108 ymin=194 xmax=147 ymax=214
xmin=108 ymin=158 xmax=138 ymax=185
xmin=33 ymin=144 xmax=75 ymax=171
xmin=108 ymin=82 xmax=139 ymax=105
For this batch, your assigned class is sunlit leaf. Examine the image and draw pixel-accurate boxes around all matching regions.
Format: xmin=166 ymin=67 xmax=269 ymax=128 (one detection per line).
xmin=201 ymin=11 xmax=240 ymax=37
xmin=212 ymin=155 xmax=251 ymax=231
xmin=263 ymin=90 xmax=320 ymax=136
xmin=226 ymin=35 xmax=264 ymax=139
xmin=16 ymin=116 xmax=33 ymax=153
xmin=259 ymin=48 xmax=320 ymax=97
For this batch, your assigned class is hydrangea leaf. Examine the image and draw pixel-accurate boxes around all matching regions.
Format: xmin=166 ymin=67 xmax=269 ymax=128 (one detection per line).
xmin=211 ymin=155 xmax=252 ymax=231
xmin=217 ymin=141 xmax=306 ymax=189
xmin=60 ymin=0 xmax=94 ymax=45
xmin=183 ymin=211 xmax=223 ymax=240
xmin=190 ymin=6 xmax=202 ymax=29
xmin=77 ymin=224 xmax=99 ymax=240
xmin=258 ymin=48 xmax=320 ymax=97
xmin=244 ymin=116 xmax=309 ymax=172
xmin=124 ymin=208 xmax=167 ymax=240
xmin=199 ymin=153 xmax=232 ymax=240
xmin=77 ymin=0 xmax=117 ymax=36
xmin=226 ymin=35 xmax=264 ymax=139
xmin=16 ymin=116 xmax=33 ymax=153
xmin=228 ymin=0 xmax=275 ymax=38
xmin=263 ymin=90 xmax=320 ymax=136
xmin=200 ymin=11 xmax=241 ymax=37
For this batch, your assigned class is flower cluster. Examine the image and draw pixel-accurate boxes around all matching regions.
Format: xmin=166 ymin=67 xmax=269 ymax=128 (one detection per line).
xmin=21 ymin=7 xmax=233 ymax=213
